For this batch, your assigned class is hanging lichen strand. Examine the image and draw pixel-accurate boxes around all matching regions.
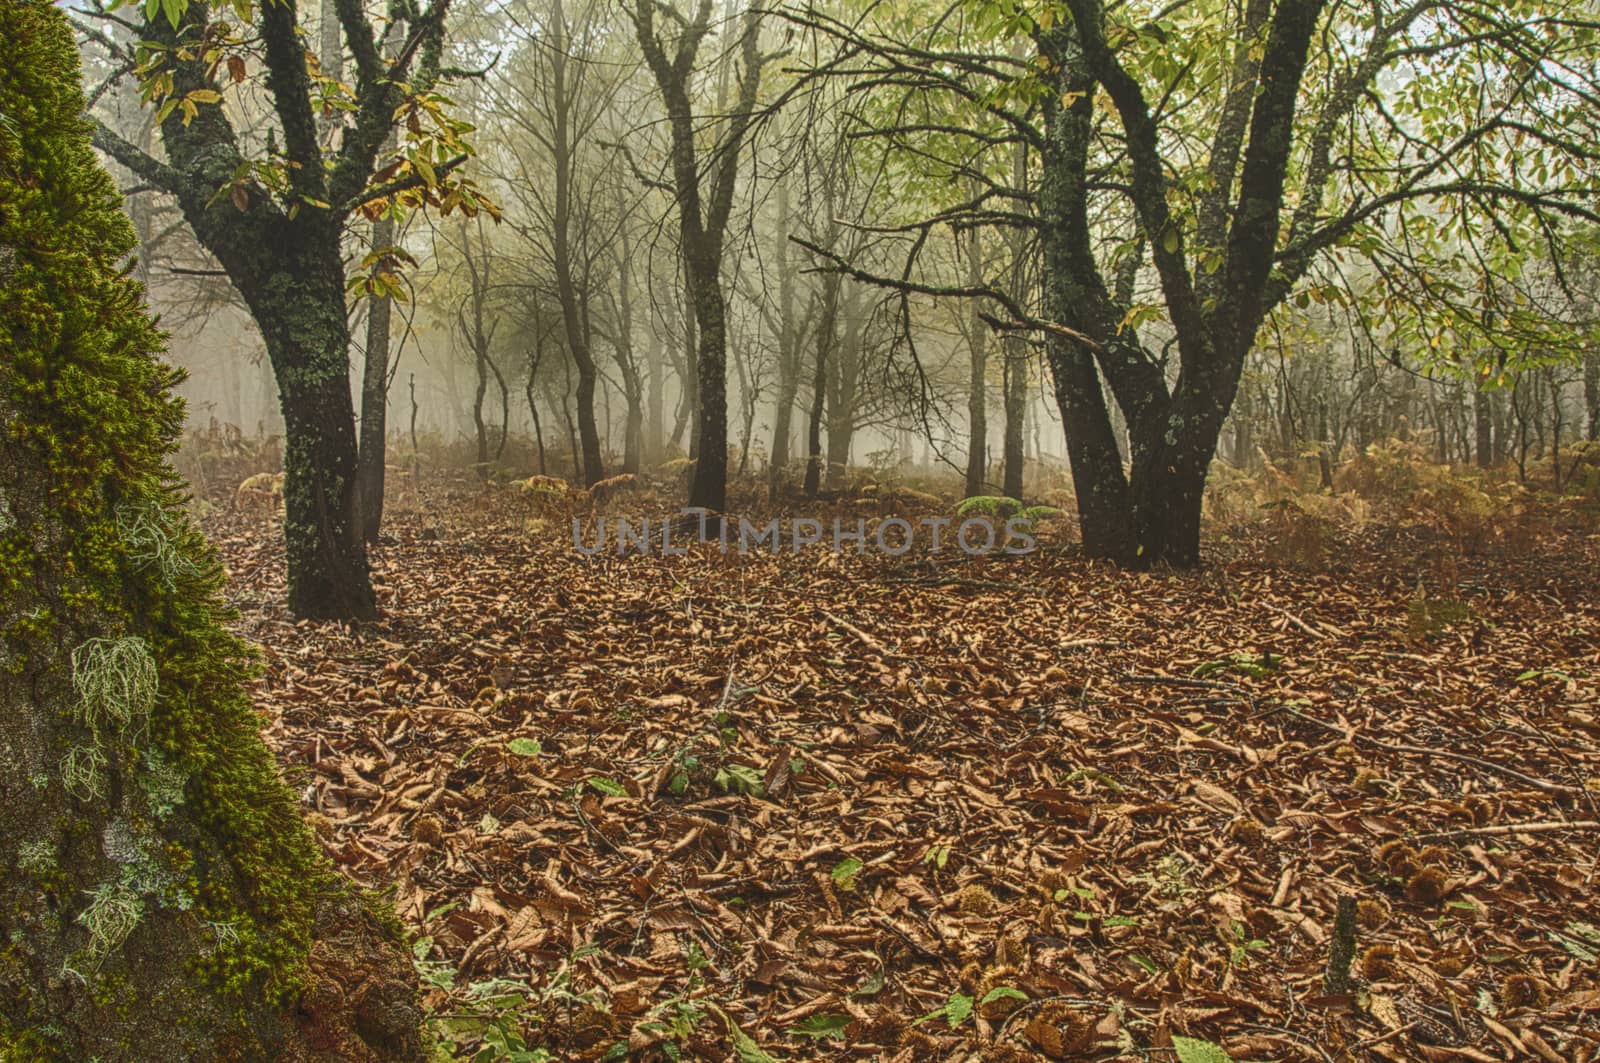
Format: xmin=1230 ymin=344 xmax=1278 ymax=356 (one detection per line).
xmin=0 ymin=2 xmax=420 ymax=1058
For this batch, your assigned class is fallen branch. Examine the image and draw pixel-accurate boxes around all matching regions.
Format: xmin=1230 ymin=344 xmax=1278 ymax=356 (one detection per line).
xmin=1414 ymin=820 xmax=1600 ymax=841
xmin=1262 ymin=599 xmax=1329 ymax=639
xmin=821 ymin=609 xmax=890 ymax=656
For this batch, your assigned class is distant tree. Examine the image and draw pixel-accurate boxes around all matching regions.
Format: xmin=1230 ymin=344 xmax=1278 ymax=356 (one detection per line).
xmin=795 ymin=0 xmax=1600 ymax=565
xmin=82 ymin=0 xmax=494 ymax=616
xmin=629 ymin=0 xmax=771 ymax=517
xmin=0 ymin=4 xmax=421 ymax=1054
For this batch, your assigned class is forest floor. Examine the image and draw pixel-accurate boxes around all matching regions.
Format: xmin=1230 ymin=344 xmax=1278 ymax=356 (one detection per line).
xmin=205 ymin=477 xmax=1600 ymax=1062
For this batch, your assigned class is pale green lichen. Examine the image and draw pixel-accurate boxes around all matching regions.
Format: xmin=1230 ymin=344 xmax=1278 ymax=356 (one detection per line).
xmin=139 ymin=749 xmax=187 ymax=818
xmin=18 ymin=839 xmax=55 ymax=875
xmin=71 ymin=636 xmax=157 ymax=739
xmin=116 ymin=499 xmax=205 ymax=593
xmin=78 ymin=880 xmax=142 ymax=965
xmin=60 ymin=744 xmax=106 ymax=800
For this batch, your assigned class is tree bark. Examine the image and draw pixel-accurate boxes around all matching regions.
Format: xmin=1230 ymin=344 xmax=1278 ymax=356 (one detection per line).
xmin=549 ymin=0 xmax=605 ymax=486
xmin=1584 ymin=347 xmax=1599 ymax=442
xmin=965 ymin=219 xmax=989 ymax=497
xmin=805 ymin=269 xmax=841 ymax=498
xmin=247 ymin=241 xmax=376 ymax=618
xmin=357 ymin=212 xmax=395 ymax=540
xmin=631 ymin=0 xmax=766 ymax=518
xmin=356 ymin=22 xmax=405 ymax=543
xmin=1474 ymin=375 xmax=1494 ymax=468
xmin=767 ymin=178 xmax=802 ymax=494
xmin=0 ymin=8 xmax=418 ymax=1050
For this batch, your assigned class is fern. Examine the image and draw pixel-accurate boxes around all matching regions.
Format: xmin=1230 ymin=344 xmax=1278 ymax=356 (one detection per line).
xmin=956 ymin=496 xmax=1062 ymax=529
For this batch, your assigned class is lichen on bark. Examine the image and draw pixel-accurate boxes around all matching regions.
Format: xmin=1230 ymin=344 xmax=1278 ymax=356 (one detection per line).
xmin=0 ymin=3 xmax=420 ymax=1058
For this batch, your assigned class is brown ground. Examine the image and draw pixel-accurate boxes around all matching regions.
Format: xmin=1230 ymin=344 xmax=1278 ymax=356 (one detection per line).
xmin=207 ymin=477 xmax=1600 ymax=1062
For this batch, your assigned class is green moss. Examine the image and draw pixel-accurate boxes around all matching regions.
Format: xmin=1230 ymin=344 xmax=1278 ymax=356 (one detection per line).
xmin=0 ymin=0 xmax=344 ymax=1048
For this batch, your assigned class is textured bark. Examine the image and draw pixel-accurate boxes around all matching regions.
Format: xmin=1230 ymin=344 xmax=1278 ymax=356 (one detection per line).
xmin=355 ymin=23 xmax=405 ymax=543
xmin=1002 ymin=333 xmax=1028 ymax=500
xmin=631 ymin=0 xmax=766 ymax=517
xmin=644 ymin=330 xmax=665 ymax=466
xmin=767 ymin=178 xmax=802 ymax=493
xmin=1001 ymin=141 xmax=1030 ymax=501
xmin=804 ymin=269 xmax=841 ymax=499
xmin=1028 ymin=0 xmax=1326 ymax=567
xmin=256 ymin=268 xmax=376 ymax=618
xmin=83 ymin=0 xmax=465 ymax=616
xmin=1475 ymin=378 xmax=1494 ymax=467
xmin=965 ymin=220 xmax=989 ymax=498
xmin=1585 ymin=347 xmax=1599 ymax=442
xmin=0 ymin=8 xmax=420 ymax=1053
xmin=549 ymin=0 xmax=605 ymax=486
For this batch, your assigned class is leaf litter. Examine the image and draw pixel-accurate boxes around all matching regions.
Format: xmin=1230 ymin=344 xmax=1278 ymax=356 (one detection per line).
xmin=206 ymin=484 xmax=1600 ymax=1061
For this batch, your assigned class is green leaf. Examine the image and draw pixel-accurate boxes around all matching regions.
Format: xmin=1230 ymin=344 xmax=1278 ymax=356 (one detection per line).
xmin=1172 ymin=1035 xmax=1235 ymax=1063
xmin=709 ymin=1004 xmax=781 ymax=1063
xmin=714 ymin=764 xmax=764 ymax=796
xmin=790 ymin=1013 xmax=850 ymax=1039
xmin=588 ymin=777 xmax=626 ymax=797
xmin=851 ymin=969 xmax=885 ymax=997
xmin=830 ymin=856 xmax=863 ymax=891
xmin=979 ymin=986 xmax=1028 ymax=1005
xmin=506 ymin=738 xmax=541 ymax=757
xmin=942 ymin=992 xmax=974 ymax=1028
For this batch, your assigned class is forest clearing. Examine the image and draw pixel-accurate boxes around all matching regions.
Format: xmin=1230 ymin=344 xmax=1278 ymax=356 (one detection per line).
xmin=7 ymin=0 xmax=1600 ymax=1054
xmin=201 ymin=459 xmax=1600 ymax=1061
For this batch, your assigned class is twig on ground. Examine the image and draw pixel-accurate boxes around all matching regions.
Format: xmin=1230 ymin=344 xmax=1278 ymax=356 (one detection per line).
xmin=822 ymin=609 xmax=890 ymax=656
xmin=1414 ymin=820 xmax=1600 ymax=841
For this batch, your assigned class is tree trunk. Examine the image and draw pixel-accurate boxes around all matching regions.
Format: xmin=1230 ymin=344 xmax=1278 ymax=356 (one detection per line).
xmin=0 ymin=9 xmax=418 ymax=1050
xmin=767 ymin=178 xmax=801 ymax=495
xmin=1002 ymin=334 xmax=1027 ymax=500
xmin=547 ymin=0 xmax=604 ymax=487
xmin=1585 ymin=347 xmax=1599 ymax=441
xmin=526 ymin=370 xmax=547 ymax=476
xmin=357 ymin=213 xmax=395 ymax=541
xmin=1474 ymin=377 xmax=1493 ymax=468
xmin=1002 ymin=141 xmax=1030 ymax=500
xmin=252 ymin=260 xmax=376 ymax=618
xmin=472 ymin=338 xmax=490 ymax=478
xmin=965 ymin=222 xmax=988 ymax=497
xmin=356 ymin=23 xmax=404 ymax=542
xmin=645 ymin=330 xmax=665 ymax=466
xmin=686 ymin=250 xmax=729 ymax=513
xmin=1037 ymin=32 xmax=1134 ymax=561
xmin=804 ymin=270 xmax=841 ymax=499
xmin=555 ymin=253 xmax=603 ymax=486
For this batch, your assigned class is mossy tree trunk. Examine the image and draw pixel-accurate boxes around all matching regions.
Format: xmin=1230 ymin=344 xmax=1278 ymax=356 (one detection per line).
xmin=233 ymin=229 xmax=375 ymax=619
xmin=0 ymin=5 xmax=421 ymax=1056
xmin=86 ymin=0 xmax=487 ymax=616
xmin=1030 ymin=0 xmax=1324 ymax=567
